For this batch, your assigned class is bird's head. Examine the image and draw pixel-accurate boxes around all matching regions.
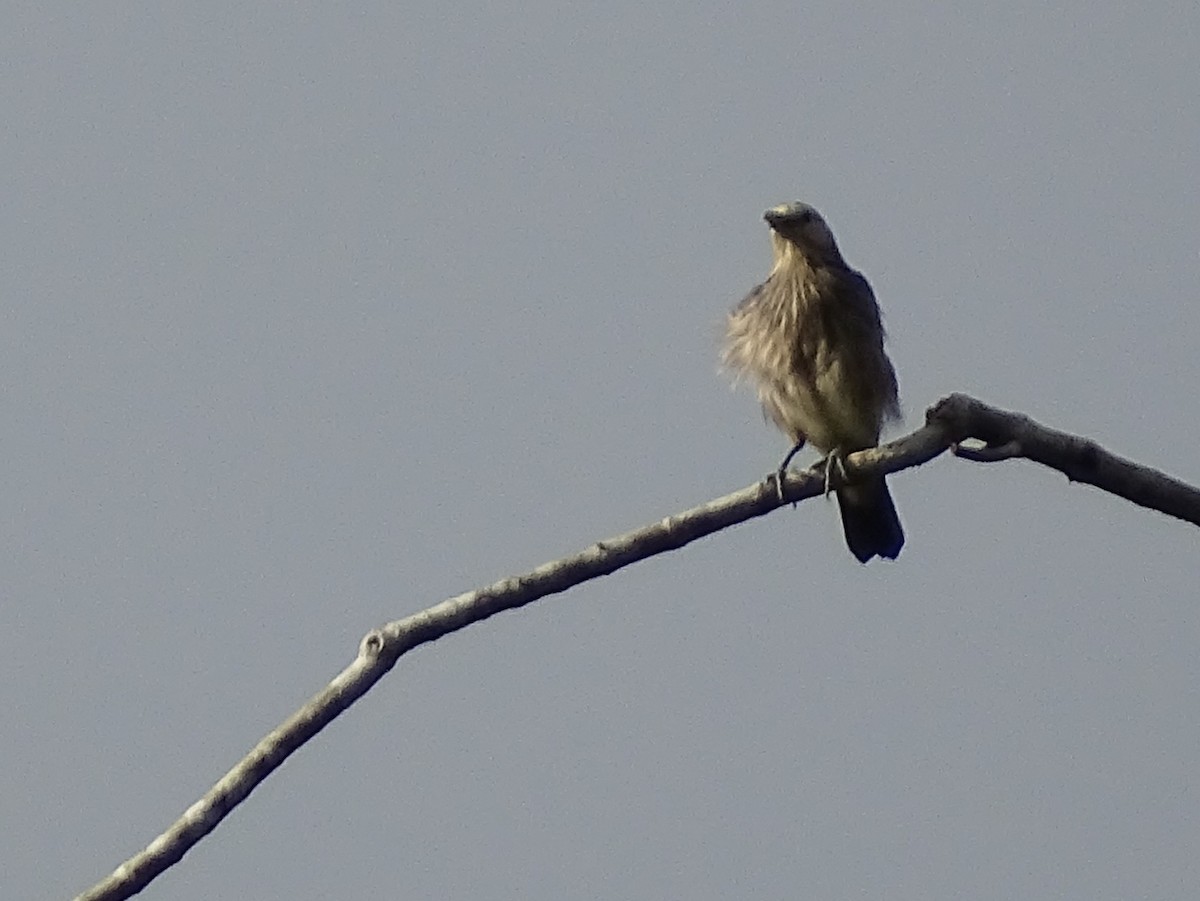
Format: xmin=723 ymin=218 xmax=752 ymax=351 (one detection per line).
xmin=764 ymin=201 xmax=840 ymax=259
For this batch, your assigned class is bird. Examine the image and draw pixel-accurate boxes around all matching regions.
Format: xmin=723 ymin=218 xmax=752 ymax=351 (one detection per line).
xmin=722 ymin=201 xmax=904 ymax=562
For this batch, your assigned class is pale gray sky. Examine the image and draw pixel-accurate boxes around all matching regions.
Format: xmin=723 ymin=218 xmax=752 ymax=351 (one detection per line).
xmin=4 ymin=3 xmax=1198 ymax=899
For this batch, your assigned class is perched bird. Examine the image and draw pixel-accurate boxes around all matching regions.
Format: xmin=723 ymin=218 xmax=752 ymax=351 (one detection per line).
xmin=722 ymin=201 xmax=904 ymax=562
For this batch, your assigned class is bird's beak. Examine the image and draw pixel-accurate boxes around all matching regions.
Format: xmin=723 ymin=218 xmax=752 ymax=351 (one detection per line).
xmin=764 ymin=208 xmax=792 ymax=229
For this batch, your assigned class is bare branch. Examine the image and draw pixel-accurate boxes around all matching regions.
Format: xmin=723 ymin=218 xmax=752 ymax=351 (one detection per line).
xmin=928 ymin=393 xmax=1200 ymax=525
xmin=75 ymin=393 xmax=1200 ymax=900
xmin=952 ymin=439 xmax=1022 ymax=462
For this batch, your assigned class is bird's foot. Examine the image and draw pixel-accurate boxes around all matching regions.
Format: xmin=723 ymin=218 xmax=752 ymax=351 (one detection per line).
xmin=820 ymin=449 xmax=848 ymax=499
xmin=771 ymin=469 xmax=786 ymax=503
xmin=773 ymin=440 xmax=806 ymax=503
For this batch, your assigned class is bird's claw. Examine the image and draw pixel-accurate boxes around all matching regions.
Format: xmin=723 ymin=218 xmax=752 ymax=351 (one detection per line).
xmin=771 ymin=468 xmax=787 ymax=503
xmin=821 ymin=450 xmax=847 ymax=498
xmin=773 ymin=440 xmax=806 ymax=504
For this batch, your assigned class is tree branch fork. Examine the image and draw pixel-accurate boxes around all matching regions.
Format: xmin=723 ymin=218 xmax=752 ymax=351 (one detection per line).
xmin=77 ymin=393 xmax=1200 ymax=901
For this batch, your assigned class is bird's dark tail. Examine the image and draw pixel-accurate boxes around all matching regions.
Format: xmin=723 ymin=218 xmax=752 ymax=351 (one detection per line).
xmin=836 ymin=479 xmax=904 ymax=563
